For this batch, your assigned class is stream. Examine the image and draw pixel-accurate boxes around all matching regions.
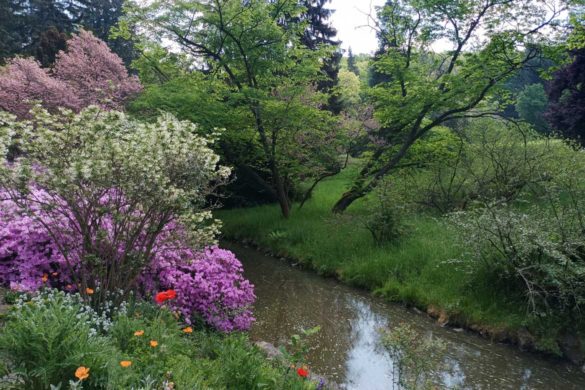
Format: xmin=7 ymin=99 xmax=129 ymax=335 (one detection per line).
xmin=226 ymin=242 xmax=585 ymax=390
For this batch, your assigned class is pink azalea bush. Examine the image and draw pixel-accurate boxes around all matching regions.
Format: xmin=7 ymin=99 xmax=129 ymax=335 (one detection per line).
xmin=0 ymin=194 xmax=70 ymax=291
xmin=149 ymin=246 xmax=256 ymax=332
xmin=0 ymin=193 xmax=255 ymax=331
xmin=0 ymin=30 xmax=141 ymax=118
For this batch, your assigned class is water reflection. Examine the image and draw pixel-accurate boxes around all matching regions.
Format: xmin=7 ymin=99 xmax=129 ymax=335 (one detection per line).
xmin=227 ymin=243 xmax=585 ymax=390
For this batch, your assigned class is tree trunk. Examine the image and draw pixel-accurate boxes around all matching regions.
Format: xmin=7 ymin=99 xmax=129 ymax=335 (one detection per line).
xmin=332 ymin=187 xmax=365 ymax=213
xmin=273 ymin=168 xmax=290 ymax=218
xmin=332 ymin=129 xmax=421 ymax=213
xmin=250 ymin=102 xmax=291 ymax=218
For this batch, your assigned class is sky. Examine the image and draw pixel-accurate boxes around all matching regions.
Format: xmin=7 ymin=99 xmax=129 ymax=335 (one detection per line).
xmin=329 ymin=0 xmax=387 ymax=55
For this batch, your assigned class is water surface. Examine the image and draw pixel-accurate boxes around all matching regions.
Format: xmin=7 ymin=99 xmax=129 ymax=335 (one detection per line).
xmin=226 ymin=243 xmax=585 ymax=390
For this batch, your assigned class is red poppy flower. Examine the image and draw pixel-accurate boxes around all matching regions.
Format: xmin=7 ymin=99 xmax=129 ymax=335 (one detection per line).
xmin=297 ymin=367 xmax=309 ymax=378
xmin=155 ymin=289 xmax=177 ymax=304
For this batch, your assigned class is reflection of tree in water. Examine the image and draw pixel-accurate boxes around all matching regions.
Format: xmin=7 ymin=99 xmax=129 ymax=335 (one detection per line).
xmin=231 ymin=243 xmax=585 ymax=390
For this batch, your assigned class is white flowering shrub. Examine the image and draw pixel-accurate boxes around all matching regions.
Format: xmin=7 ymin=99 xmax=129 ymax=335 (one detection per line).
xmin=0 ymin=106 xmax=230 ymax=303
xmin=450 ymin=151 xmax=585 ymax=315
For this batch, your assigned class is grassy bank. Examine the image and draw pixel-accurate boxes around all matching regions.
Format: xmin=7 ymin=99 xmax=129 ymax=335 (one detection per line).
xmin=218 ymin=163 xmax=570 ymax=357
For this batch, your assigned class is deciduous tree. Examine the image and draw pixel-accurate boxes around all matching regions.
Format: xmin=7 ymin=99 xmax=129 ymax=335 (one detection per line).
xmin=332 ymin=0 xmax=570 ymax=212
xmin=122 ymin=0 xmax=339 ymax=218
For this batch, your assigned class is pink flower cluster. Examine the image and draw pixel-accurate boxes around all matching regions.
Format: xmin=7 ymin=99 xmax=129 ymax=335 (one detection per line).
xmin=0 ymin=191 xmax=255 ymax=332
xmin=148 ymin=246 xmax=256 ymax=332
xmin=0 ymin=192 xmax=73 ymax=291
xmin=0 ymin=30 xmax=141 ymax=118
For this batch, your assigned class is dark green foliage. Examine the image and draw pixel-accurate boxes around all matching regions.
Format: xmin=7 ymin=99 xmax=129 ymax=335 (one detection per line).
xmin=35 ymin=26 xmax=68 ymax=67
xmin=299 ymin=0 xmax=343 ymax=114
xmin=0 ymin=0 xmax=134 ymax=65
xmin=0 ymin=0 xmax=77 ymax=64
xmin=347 ymin=47 xmax=360 ymax=76
xmin=516 ymin=84 xmax=550 ymax=133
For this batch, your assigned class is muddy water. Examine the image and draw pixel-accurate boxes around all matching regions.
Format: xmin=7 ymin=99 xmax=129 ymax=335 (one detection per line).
xmin=226 ymin=243 xmax=585 ymax=390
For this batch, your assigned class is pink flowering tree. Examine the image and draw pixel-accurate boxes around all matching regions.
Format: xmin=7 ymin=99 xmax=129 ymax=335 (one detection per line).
xmin=0 ymin=107 xmax=255 ymax=331
xmin=53 ymin=30 xmax=142 ymax=110
xmin=0 ymin=30 xmax=141 ymax=118
xmin=0 ymin=58 xmax=80 ymax=118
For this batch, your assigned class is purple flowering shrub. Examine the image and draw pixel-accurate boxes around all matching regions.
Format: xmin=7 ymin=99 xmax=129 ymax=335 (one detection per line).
xmin=148 ymin=246 xmax=256 ymax=332
xmin=0 ymin=190 xmax=74 ymax=291
xmin=0 ymin=192 xmax=255 ymax=332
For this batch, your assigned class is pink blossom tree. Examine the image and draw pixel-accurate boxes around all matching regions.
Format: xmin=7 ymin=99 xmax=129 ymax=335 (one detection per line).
xmin=0 ymin=30 xmax=141 ymax=118
xmin=0 ymin=58 xmax=80 ymax=118
xmin=53 ymin=30 xmax=142 ymax=110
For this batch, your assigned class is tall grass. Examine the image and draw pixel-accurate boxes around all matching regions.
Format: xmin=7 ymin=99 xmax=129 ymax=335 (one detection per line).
xmin=218 ymin=163 xmax=566 ymax=352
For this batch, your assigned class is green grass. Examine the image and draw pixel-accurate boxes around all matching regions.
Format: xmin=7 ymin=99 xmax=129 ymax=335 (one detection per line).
xmin=218 ymin=163 xmax=570 ymax=355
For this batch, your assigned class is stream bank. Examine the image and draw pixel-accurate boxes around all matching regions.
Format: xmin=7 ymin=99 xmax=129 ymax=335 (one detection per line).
xmin=225 ymin=241 xmax=585 ymax=389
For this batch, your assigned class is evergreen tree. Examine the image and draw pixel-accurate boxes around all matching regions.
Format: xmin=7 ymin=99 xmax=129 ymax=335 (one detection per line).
xmin=347 ymin=47 xmax=360 ymax=76
xmin=299 ymin=0 xmax=343 ymax=114
xmin=0 ymin=0 xmax=134 ymax=65
xmin=0 ymin=0 xmax=80 ymax=64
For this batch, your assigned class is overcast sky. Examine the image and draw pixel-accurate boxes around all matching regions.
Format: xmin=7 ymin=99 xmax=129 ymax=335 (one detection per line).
xmin=329 ymin=0 xmax=387 ymax=55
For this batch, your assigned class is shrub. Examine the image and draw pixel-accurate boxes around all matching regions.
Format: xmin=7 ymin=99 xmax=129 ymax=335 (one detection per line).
xmin=450 ymin=144 xmax=585 ymax=315
xmin=365 ymin=183 xmax=407 ymax=245
xmin=147 ymin=246 xmax=256 ymax=332
xmin=450 ymin=200 xmax=585 ymax=315
xmin=0 ymin=108 xmax=256 ymax=331
xmin=0 ymin=107 xmax=228 ymax=295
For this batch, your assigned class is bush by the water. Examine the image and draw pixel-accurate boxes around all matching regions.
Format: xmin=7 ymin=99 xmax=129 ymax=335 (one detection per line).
xmin=0 ymin=107 xmax=254 ymax=332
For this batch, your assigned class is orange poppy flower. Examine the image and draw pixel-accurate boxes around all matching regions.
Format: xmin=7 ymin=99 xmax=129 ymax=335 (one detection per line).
xmin=120 ymin=360 xmax=132 ymax=368
xmin=86 ymin=288 xmax=94 ymax=295
xmin=42 ymin=274 xmax=48 ymax=283
xmin=134 ymin=330 xmax=144 ymax=337
xmin=182 ymin=326 xmax=193 ymax=334
xmin=75 ymin=366 xmax=90 ymax=380
xmin=150 ymin=340 xmax=158 ymax=348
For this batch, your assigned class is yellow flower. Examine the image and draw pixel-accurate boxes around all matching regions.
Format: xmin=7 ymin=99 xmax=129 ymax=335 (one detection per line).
xmin=120 ymin=360 xmax=132 ymax=368
xmin=75 ymin=366 xmax=90 ymax=381
xmin=86 ymin=288 xmax=94 ymax=295
xmin=134 ymin=330 xmax=144 ymax=337
xmin=42 ymin=274 xmax=48 ymax=283
xmin=150 ymin=340 xmax=158 ymax=348
xmin=182 ymin=326 xmax=193 ymax=334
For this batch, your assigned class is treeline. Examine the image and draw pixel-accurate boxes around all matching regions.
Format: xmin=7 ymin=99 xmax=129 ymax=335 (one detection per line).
xmin=0 ymin=0 xmax=584 ymax=219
